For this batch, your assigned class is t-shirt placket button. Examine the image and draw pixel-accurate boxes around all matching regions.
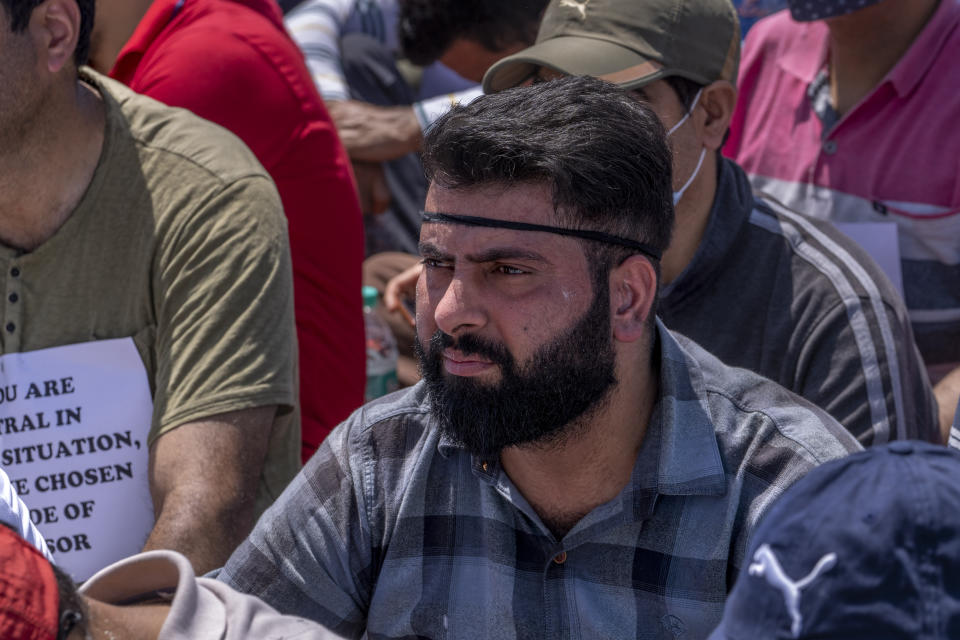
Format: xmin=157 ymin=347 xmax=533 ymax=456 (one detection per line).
xmin=6 ymin=264 xmax=22 ymax=350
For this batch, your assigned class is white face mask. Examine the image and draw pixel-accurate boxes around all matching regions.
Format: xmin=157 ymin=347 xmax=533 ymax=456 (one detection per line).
xmin=666 ymin=88 xmax=705 ymax=207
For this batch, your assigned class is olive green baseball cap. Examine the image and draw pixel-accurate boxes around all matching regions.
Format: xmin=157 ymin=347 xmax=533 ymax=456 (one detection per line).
xmin=483 ymin=0 xmax=741 ymax=93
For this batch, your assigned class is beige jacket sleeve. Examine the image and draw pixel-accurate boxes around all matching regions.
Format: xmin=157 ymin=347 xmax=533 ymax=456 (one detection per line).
xmin=81 ymin=550 xmax=348 ymax=639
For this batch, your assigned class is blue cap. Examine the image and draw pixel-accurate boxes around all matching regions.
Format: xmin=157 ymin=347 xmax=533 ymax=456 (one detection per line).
xmin=787 ymin=0 xmax=885 ymax=21
xmin=708 ymin=441 xmax=960 ymax=640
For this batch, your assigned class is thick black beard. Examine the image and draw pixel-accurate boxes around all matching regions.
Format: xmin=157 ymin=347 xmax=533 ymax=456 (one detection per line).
xmin=415 ymin=281 xmax=618 ymax=457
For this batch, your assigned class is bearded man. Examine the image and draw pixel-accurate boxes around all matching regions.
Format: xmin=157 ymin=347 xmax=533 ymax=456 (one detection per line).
xmin=218 ymin=76 xmax=859 ymax=640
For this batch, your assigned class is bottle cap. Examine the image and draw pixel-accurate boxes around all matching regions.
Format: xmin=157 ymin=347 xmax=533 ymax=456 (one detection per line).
xmin=362 ymin=286 xmax=380 ymax=308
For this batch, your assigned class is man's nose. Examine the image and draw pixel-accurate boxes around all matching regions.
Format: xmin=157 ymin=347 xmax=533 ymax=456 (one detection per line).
xmin=433 ymin=273 xmax=487 ymax=337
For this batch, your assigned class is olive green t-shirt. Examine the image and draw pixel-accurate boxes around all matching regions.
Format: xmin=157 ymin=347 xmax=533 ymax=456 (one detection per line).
xmin=0 ymin=70 xmax=300 ymax=520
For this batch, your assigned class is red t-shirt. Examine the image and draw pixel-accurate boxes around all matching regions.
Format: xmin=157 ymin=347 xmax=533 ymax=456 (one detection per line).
xmin=110 ymin=0 xmax=365 ymax=463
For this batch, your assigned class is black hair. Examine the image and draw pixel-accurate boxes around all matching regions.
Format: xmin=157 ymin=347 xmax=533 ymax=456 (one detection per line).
xmin=399 ymin=0 xmax=548 ymax=66
xmin=664 ymin=75 xmax=705 ymax=110
xmin=0 ymin=0 xmax=95 ymax=66
xmin=423 ymin=75 xmax=674 ymax=315
xmin=52 ymin=563 xmax=88 ymax=640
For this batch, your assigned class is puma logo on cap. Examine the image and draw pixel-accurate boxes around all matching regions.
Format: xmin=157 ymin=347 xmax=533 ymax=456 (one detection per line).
xmin=559 ymin=0 xmax=589 ymax=20
xmin=749 ymin=544 xmax=837 ymax=638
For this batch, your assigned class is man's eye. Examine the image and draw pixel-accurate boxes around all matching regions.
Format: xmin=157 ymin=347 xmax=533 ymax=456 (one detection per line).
xmin=421 ymin=258 xmax=451 ymax=269
xmin=495 ymin=265 xmax=527 ymax=276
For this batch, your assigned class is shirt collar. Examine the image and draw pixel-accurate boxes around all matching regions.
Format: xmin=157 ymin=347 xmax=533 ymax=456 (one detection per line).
xmin=648 ymin=320 xmax=727 ymax=496
xmin=436 ymin=320 xmax=727 ymax=498
xmin=776 ymin=20 xmax=830 ymax=83
xmin=437 ymin=431 xmax=502 ymax=485
xmin=776 ymin=0 xmax=960 ymax=97
xmin=886 ymin=0 xmax=960 ymax=97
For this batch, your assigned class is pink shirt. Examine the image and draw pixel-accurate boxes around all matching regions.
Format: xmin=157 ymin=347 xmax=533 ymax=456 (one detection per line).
xmin=727 ymin=1 xmax=960 ymax=372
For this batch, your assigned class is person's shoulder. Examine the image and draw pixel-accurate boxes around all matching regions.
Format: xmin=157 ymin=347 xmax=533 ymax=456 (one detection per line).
xmin=161 ymin=0 xmax=301 ymax=74
xmin=345 ymin=383 xmax=433 ymax=438
xmin=284 ymin=0 xmax=358 ymax=28
xmin=316 ymin=383 xmax=441 ymax=480
xmin=741 ymin=10 xmax=821 ymax=65
xmin=744 ymin=10 xmax=805 ymax=48
xmin=749 ymin=194 xmax=906 ymax=310
xmin=674 ymin=332 xmax=861 ymax=468
xmin=93 ymin=70 xmax=270 ymax=186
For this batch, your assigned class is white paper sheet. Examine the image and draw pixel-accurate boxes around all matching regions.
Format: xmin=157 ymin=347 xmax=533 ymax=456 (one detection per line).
xmin=0 ymin=338 xmax=154 ymax=580
xmin=834 ymin=222 xmax=904 ymax=297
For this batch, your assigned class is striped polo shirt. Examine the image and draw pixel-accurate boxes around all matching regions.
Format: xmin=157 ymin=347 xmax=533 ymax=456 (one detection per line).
xmin=284 ymin=0 xmax=483 ymax=128
xmin=219 ymin=321 xmax=859 ymax=639
xmin=726 ymin=0 xmax=960 ymax=377
xmin=660 ymin=158 xmax=937 ymax=446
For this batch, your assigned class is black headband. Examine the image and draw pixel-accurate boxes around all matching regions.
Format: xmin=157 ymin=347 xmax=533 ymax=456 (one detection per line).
xmin=420 ymin=212 xmax=661 ymax=261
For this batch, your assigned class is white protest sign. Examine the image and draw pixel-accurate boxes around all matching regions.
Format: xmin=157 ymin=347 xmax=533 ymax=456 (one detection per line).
xmin=0 ymin=338 xmax=154 ymax=580
xmin=834 ymin=222 xmax=904 ymax=298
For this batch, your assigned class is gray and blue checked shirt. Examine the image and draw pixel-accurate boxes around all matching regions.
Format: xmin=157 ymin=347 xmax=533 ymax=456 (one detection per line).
xmin=220 ymin=323 xmax=859 ymax=639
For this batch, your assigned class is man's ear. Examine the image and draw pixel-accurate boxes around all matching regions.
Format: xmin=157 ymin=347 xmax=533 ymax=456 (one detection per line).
xmin=698 ymin=80 xmax=737 ymax=152
xmin=610 ymin=254 xmax=658 ymax=343
xmin=28 ymin=0 xmax=81 ymax=73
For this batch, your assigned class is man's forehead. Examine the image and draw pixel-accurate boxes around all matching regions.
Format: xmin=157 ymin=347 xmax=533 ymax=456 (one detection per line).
xmin=420 ymin=185 xmax=662 ymax=262
xmin=419 ymin=184 xmax=572 ymax=262
xmin=424 ymin=182 xmax=560 ymax=225
xmin=417 ymin=213 xmax=565 ymax=261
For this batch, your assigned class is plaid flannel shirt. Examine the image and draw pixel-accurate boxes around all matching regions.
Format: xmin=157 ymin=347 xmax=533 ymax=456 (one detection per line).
xmin=220 ymin=322 xmax=860 ymax=639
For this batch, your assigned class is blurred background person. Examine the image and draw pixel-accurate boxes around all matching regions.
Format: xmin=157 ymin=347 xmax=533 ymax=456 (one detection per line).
xmin=89 ymin=0 xmax=367 ymax=461
xmin=281 ymin=0 xmax=548 ymax=255
xmin=727 ymin=0 xmax=960 ymax=440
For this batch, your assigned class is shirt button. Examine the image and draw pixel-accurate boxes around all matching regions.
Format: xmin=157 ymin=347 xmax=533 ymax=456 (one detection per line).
xmin=552 ymin=551 xmax=567 ymax=565
xmin=10 ymin=267 xmax=19 ymax=277
xmin=823 ymin=140 xmax=838 ymax=155
xmin=5 ymin=323 xmax=14 ymax=333
xmin=8 ymin=293 xmax=17 ymax=303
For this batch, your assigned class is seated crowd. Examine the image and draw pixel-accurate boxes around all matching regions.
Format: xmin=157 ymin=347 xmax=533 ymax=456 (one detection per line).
xmin=0 ymin=0 xmax=956 ymax=637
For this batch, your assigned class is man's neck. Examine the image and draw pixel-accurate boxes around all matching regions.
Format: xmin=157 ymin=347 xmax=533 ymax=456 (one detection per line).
xmin=500 ymin=353 xmax=659 ymax=539
xmin=87 ymin=0 xmax=154 ymax=73
xmin=660 ymin=154 xmax=718 ymax=285
xmin=0 ymin=77 xmax=105 ymax=252
xmin=827 ymin=0 xmax=940 ymax=116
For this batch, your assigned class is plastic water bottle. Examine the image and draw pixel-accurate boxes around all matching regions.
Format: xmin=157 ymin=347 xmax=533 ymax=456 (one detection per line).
xmin=363 ymin=286 xmax=399 ymax=401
